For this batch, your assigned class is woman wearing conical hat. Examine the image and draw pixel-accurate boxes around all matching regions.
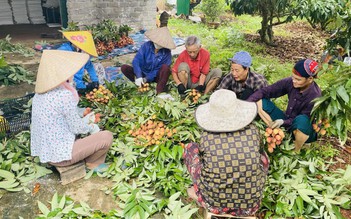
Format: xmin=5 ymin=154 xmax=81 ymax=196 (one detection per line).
xmin=120 ymin=27 xmax=176 ymax=95
xmin=31 ymin=50 xmax=113 ymax=172
xmin=58 ymin=31 xmax=100 ymax=95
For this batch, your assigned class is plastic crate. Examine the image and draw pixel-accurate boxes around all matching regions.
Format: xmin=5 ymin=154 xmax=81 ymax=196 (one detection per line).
xmin=0 ymin=93 xmax=34 ymax=138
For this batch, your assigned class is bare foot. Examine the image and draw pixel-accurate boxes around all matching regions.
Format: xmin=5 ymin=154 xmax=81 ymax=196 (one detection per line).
xmin=187 ymin=186 xmax=198 ymax=201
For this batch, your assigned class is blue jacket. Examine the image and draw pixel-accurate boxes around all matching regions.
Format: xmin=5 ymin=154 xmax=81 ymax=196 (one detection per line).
xmin=57 ymin=42 xmax=98 ymax=89
xmin=132 ymin=41 xmax=172 ymax=82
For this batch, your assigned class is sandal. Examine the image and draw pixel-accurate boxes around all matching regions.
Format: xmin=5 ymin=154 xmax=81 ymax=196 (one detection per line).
xmin=87 ymin=163 xmax=109 ymax=173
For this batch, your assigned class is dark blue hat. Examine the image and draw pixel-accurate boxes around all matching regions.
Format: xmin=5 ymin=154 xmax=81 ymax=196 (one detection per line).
xmin=293 ymin=59 xmax=318 ymax=78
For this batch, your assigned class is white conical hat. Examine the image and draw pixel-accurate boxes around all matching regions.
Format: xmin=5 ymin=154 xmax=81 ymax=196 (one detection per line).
xmin=145 ymin=27 xmax=176 ymax=49
xmin=35 ymin=50 xmax=89 ymax=93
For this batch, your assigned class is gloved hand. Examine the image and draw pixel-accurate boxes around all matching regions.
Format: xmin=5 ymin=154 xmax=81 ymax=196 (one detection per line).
xmin=82 ymin=112 xmax=95 ymax=125
xmin=77 ymin=88 xmax=86 ymax=95
xmin=270 ymin=119 xmax=284 ymax=128
xmin=135 ymin=78 xmax=144 ymax=87
xmin=177 ymin=84 xmax=186 ymax=95
xmin=195 ymin=85 xmax=205 ymax=93
xmin=89 ymin=124 xmax=100 ymax=134
xmin=87 ymin=81 xmax=99 ymax=91
xmin=76 ymin=107 xmax=86 ymax=117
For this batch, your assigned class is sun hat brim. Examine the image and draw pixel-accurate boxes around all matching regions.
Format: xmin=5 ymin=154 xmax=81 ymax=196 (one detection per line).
xmin=35 ymin=50 xmax=89 ymax=93
xmin=195 ymin=90 xmax=257 ymax=132
xmin=145 ymin=27 xmax=176 ymax=50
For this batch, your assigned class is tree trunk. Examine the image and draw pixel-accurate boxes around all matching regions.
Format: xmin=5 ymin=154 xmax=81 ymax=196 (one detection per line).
xmin=259 ymin=1 xmax=271 ymax=45
xmin=259 ymin=0 xmax=275 ymax=46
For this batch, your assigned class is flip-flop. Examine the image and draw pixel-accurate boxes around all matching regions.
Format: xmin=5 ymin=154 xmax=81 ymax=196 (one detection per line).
xmin=88 ymin=163 xmax=109 ymax=173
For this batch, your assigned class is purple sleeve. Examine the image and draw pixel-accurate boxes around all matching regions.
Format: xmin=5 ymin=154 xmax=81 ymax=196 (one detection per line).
xmin=247 ymin=77 xmax=291 ymax=102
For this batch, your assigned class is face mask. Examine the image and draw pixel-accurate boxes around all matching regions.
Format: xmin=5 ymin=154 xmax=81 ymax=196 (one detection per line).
xmin=154 ymin=43 xmax=163 ymax=49
xmin=66 ymin=79 xmax=74 ymax=87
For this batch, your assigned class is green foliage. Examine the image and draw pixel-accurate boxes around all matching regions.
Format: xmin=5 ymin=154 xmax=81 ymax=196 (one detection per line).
xmin=0 ymin=63 xmax=35 ymax=86
xmin=226 ymin=0 xmax=347 ymax=45
xmin=262 ymin=142 xmax=351 ymax=218
xmin=293 ymin=0 xmax=344 ymax=30
xmin=0 ymin=55 xmax=8 ymax=68
xmin=226 ymin=0 xmax=295 ymax=44
xmin=90 ymin=19 xmax=120 ymax=42
xmin=119 ymin=24 xmax=133 ymax=36
xmin=164 ymin=192 xmax=199 ymax=218
xmin=325 ymin=1 xmax=351 ymax=55
xmin=199 ymin=0 xmax=226 ymax=22
xmin=0 ymin=35 xmax=34 ymax=57
xmin=312 ymin=64 xmax=351 ymax=144
xmin=0 ymin=132 xmax=52 ymax=193
xmin=61 ymin=21 xmax=80 ymax=31
xmin=36 ymin=192 xmax=93 ymax=218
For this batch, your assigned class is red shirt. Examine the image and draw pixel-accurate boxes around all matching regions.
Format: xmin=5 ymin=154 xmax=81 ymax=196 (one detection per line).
xmin=172 ymin=48 xmax=210 ymax=83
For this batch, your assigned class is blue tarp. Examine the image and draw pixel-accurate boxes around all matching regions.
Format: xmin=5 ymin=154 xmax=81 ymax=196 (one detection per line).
xmin=34 ymin=31 xmax=185 ymax=60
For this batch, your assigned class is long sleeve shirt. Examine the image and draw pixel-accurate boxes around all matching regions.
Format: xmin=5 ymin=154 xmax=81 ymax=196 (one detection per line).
xmin=172 ymin=48 xmax=210 ymax=84
xmin=247 ymin=77 xmax=321 ymax=127
xmin=31 ymin=87 xmax=92 ymax=163
xmin=217 ymin=71 xmax=268 ymax=96
xmin=132 ymin=41 xmax=172 ymax=82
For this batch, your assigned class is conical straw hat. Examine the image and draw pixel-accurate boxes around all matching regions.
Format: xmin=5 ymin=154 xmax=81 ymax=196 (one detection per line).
xmin=145 ymin=27 xmax=176 ymax=49
xmin=62 ymin=31 xmax=98 ymax=57
xmin=35 ymin=50 xmax=89 ymax=93
xmin=195 ymin=89 xmax=257 ymax=132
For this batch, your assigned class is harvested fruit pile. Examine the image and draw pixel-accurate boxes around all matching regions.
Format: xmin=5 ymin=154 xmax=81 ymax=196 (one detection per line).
xmin=85 ymin=85 xmax=113 ymax=104
xmin=115 ymin=35 xmax=134 ymax=48
xmin=265 ymin=127 xmax=285 ymax=153
xmin=312 ymin=118 xmax=330 ymax=136
xmin=128 ymin=119 xmax=177 ymax=147
xmin=96 ymin=36 xmax=134 ymax=56
xmin=186 ymin=89 xmax=202 ymax=104
xmin=138 ymin=83 xmax=150 ymax=92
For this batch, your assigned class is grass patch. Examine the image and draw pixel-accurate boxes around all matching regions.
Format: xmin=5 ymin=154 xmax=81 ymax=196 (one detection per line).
xmin=169 ymin=16 xmax=295 ymax=82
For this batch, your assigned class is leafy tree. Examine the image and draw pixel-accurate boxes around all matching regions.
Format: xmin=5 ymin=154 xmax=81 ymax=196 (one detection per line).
xmin=200 ymin=0 xmax=226 ymax=23
xmin=293 ymin=0 xmax=344 ymax=30
xmin=324 ymin=1 xmax=351 ymax=55
xmin=226 ymin=0 xmax=295 ymax=45
xmin=226 ymin=0 xmax=346 ymax=46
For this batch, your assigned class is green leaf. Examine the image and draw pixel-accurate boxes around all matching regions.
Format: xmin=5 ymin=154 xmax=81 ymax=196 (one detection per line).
xmin=0 ymin=178 xmax=19 ymax=189
xmin=59 ymin=195 xmax=66 ymax=209
xmin=296 ymin=196 xmax=304 ymax=215
xmin=336 ymin=85 xmax=349 ymax=103
xmin=72 ymin=207 xmax=92 ymax=216
xmin=50 ymin=192 xmax=59 ymax=210
xmin=0 ymin=169 xmax=15 ymax=179
xmin=37 ymin=200 xmax=50 ymax=216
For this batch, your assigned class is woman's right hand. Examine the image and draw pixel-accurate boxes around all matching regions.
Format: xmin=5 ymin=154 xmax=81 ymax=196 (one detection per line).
xmin=89 ymin=124 xmax=100 ymax=134
xmin=83 ymin=112 xmax=96 ymax=125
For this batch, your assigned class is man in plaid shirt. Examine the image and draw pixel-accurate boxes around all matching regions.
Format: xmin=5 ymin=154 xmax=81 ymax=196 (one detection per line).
xmin=217 ymin=51 xmax=268 ymax=100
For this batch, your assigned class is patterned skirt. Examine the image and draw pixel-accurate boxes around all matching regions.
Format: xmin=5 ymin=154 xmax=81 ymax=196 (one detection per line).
xmin=183 ymin=142 xmax=269 ymax=216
